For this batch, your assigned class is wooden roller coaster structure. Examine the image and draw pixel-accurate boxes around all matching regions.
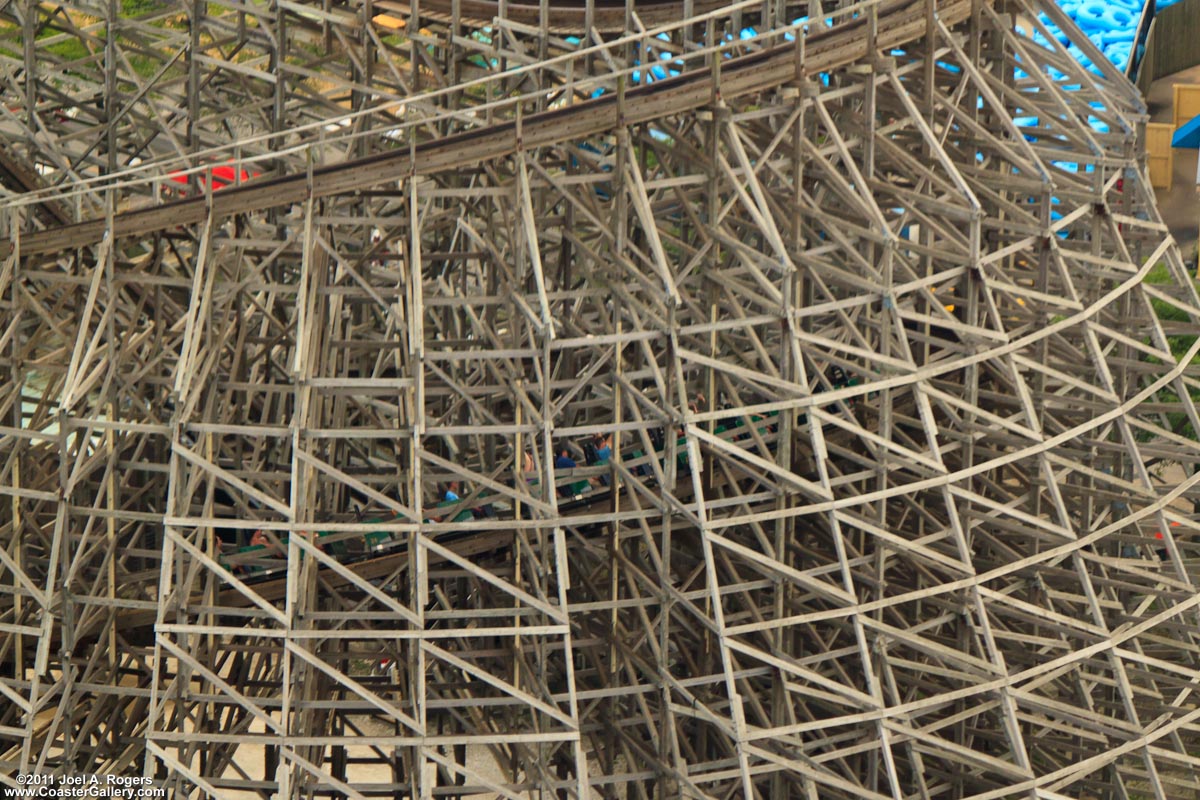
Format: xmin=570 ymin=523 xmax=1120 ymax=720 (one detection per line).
xmin=4 ymin=0 xmax=1200 ymax=798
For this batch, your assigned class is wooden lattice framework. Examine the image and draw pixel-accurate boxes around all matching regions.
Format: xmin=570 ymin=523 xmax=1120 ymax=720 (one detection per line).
xmin=4 ymin=0 xmax=1200 ymax=798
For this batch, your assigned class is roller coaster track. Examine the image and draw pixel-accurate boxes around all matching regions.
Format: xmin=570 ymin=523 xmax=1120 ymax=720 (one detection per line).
xmin=0 ymin=144 xmax=71 ymax=228
xmin=375 ymin=0 xmax=737 ymax=34
xmin=5 ymin=0 xmax=961 ymax=644
xmin=0 ymin=0 xmax=975 ymax=259
xmin=78 ymin=392 xmax=900 ymax=646
xmin=102 ymin=493 xmax=648 ymax=635
xmin=12 ymin=0 xmax=1200 ymax=793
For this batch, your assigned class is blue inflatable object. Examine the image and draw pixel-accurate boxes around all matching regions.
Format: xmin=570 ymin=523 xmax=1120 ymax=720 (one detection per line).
xmin=1054 ymin=0 xmax=1154 ymax=70
xmin=1100 ymin=28 xmax=1134 ymax=46
xmin=1066 ymin=45 xmax=1092 ymax=68
xmin=1045 ymin=24 xmax=1071 ymax=45
xmin=1104 ymin=45 xmax=1132 ymax=68
xmin=785 ymin=14 xmax=809 ymax=39
xmin=1100 ymin=6 xmax=1134 ymax=30
xmin=581 ymin=0 xmax=1153 ymax=99
xmin=1074 ymin=1 xmax=1109 ymax=25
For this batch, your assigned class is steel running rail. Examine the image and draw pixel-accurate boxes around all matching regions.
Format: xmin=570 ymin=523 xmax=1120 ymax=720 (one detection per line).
xmin=0 ymin=0 xmax=979 ymax=259
xmin=89 ymin=393 xmax=896 ymax=641
xmin=374 ymin=0 xmax=740 ymax=34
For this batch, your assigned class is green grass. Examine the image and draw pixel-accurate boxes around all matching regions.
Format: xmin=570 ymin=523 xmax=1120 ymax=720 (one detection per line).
xmin=1145 ymin=262 xmax=1198 ymax=364
xmin=44 ymin=37 xmax=92 ymax=63
xmin=129 ymin=53 xmax=162 ymax=79
xmin=1141 ymin=262 xmax=1200 ymax=444
xmin=121 ymin=0 xmax=165 ymax=16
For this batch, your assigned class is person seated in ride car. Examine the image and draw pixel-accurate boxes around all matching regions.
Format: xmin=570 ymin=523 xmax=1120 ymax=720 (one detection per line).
xmin=554 ymin=445 xmax=577 ymax=470
xmin=593 ymin=433 xmax=612 ymax=463
xmin=554 ymin=444 xmax=580 ymax=497
xmin=590 ymin=433 xmax=613 ymax=487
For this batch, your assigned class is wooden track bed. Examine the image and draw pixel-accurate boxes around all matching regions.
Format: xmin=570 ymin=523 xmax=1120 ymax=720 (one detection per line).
xmin=0 ymin=0 xmax=977 ymax=258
